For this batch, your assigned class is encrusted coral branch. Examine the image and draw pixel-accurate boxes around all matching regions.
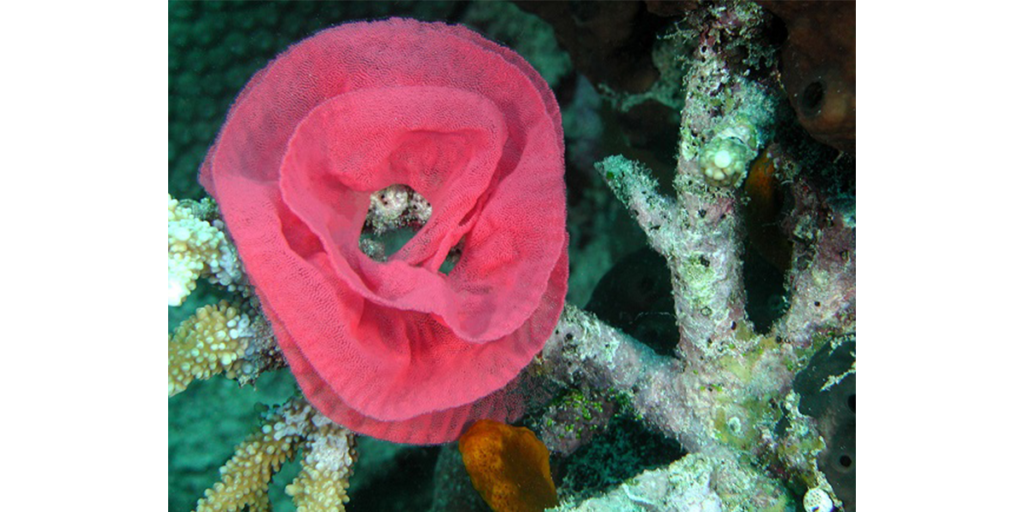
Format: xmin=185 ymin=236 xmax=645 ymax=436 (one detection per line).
xmin=598 ymin=156 xmax=748 ymax=363
xmin=552 ymin=452 xmax=786 ymax=511
xmin=541 ymin=152 xmax=855 ymax=510
xmin=776 ymin=177 xmax=857 ymax=347
xmin=542 ymin=304 xmax=706 ymax=450
xmin=550 ymin=19 xmax=852 ymax=494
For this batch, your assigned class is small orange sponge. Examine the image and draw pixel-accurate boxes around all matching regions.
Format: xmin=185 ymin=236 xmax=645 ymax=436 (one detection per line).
xmin=459 ymin=420 xmax=558 ymax=512
xmin=743 ymin=147 xmax=792 ymax=273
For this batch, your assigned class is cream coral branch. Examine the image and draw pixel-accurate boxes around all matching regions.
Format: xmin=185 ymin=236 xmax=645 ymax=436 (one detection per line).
xmin=195 ymin=396 xmax=358 ymax=512
xmin=168 ymin=194 xmax=245 ymax=306
xmin=169 ymin=300 xmax=252 ymax=396
xmin=286 ymin=414 xmax=359 ymax=512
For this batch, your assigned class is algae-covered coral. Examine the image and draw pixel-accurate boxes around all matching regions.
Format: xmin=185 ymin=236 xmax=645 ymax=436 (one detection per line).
xmin=171 ymin=1 xmax=854 ymax=510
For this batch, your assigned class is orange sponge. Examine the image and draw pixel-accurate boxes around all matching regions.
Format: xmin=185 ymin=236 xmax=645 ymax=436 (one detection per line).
xmin=459 ymin=420 xmax=558 ymax=512
xmin=743 ymin=147 xmax=792 ymax=272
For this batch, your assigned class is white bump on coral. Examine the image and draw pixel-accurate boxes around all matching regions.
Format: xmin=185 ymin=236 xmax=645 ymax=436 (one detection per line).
xmin=696 ymin=114 xmax=761 ymax=188
xmin=698 ymin=136 xmax=753 ymax=187
xmin=713 ymin=149 xmax=733 ymax=169
xmin=803 ymin=487 xmax=833 ymax=512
